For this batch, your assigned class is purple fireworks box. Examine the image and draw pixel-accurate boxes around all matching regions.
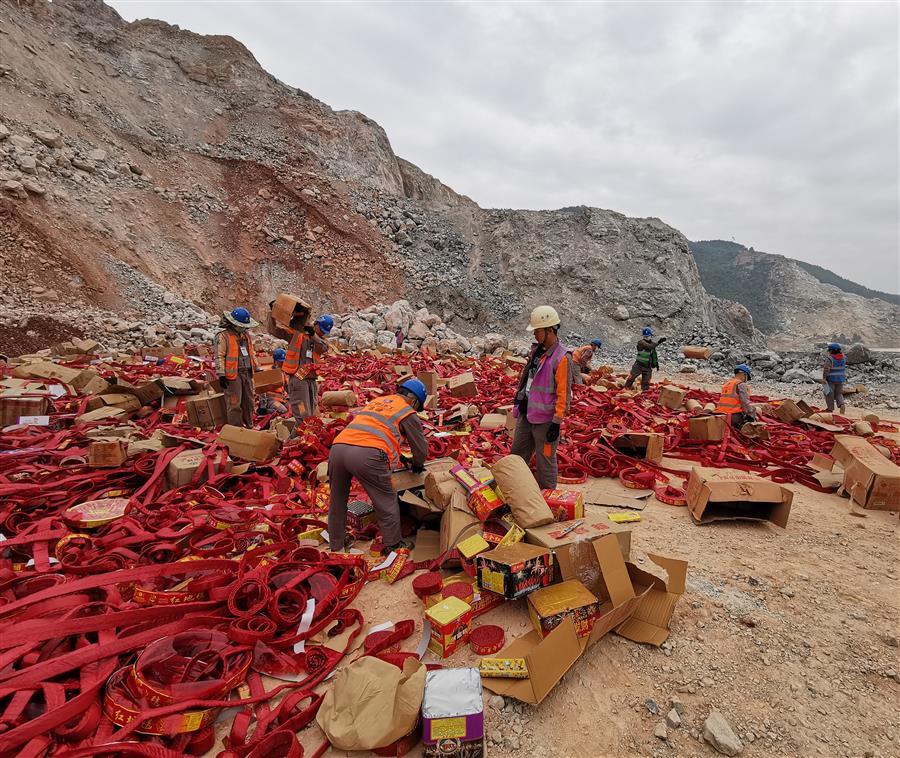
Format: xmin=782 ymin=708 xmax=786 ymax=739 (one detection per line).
xmin=422 ymin=668 xmax=485 ymax=758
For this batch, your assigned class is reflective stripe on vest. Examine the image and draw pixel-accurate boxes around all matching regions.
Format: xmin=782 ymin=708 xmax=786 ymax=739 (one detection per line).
xmin=636 ymin=348 xmax=653 ymax=366
xmin=282 ymin=331 xmax=305 ymax=376
xmin=526 ymin=342 xmax=568 ymax=423
xmin=223 ymin=332 xmax=255 ymax=380
xmin=827 ymin=355 xmax=846 ymax=383
xmin=333 ymin=395 xmax=414 ymax=468
xmin=715 ymin=378 xmax=742 ymax=415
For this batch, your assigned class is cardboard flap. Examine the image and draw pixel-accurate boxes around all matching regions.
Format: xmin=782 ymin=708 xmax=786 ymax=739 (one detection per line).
xmin=592 ymin=534 xmax=635 ymax=607
xmin=483 ymin=617 xmax=581 ymax=704
xmin=615 ymin=617 xmax=670 ymax=647
xmin=647 ymin=554 xmax=688 ymax=594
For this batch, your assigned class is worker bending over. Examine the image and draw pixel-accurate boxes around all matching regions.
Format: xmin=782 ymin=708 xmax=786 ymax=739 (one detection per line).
xmin=327 ymin=378 xmax=429 ymax=554
xmin=715 ymin=363 xmax=757 ymax=428
xmin=214 ymin=307 xmax=258 ymax=428
xmin=571 ymin=339 xmax=602 ymax=384
xmin=281 ymin=314 xmax=333 ymax=422
xmin=822 ymin=343 xmax=847 ymax=414
xmin=257 ymin=348 xmax=288 ymax=416
xmin=624 ymin=327 xmax=666 ymax=392
xmin=511 ymin=306 xmax=573 ymax=489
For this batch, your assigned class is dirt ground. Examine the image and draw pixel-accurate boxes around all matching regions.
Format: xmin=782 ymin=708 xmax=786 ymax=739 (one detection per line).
xmin=204 ymin=374 xmax=900 ymax=758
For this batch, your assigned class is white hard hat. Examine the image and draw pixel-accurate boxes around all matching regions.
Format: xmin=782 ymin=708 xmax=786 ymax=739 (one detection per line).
xmin=527 ymin=305 xmax=561 ymax=332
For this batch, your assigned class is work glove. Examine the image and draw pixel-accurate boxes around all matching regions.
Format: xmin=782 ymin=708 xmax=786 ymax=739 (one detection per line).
xmin=656 ymin=336 xmax=668 ymax=344
xmin=411 ymin=461 xmax=425 ymax=474
xmin=218 ymin=376 xmax=229 ymax=390
xmin=545 ymin=422 xmax=560 ymax=444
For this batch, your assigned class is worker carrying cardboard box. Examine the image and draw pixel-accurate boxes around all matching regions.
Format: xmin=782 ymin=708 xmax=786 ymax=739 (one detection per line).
xmin=715 ymin=363 xmax=757 ymax=427
xmin=327 ymin=378 xmax=429 ymax=554
xmin=624 ymin=327 xmax=666 ymax=392
xmin=257 ymin=348 xmax=288 ymax=416
xmin=280 ymin=312 xmax=333 ymax=422
xmin=570 ymin=339 xmax=602 ymax=385
xmin=214 ymin=307 xmax=259 ymax=429
xmin=510 ymin=306 xmax=573 ymax=489
xmin=821 ymin=342 xmax=847 ymax=415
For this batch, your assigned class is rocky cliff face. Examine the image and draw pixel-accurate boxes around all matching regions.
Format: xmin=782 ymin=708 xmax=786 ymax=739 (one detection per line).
xmin=0 ymin=0 xmax=756 ymax=354
xmin=691 ymin=242 xmax=900 ymax=348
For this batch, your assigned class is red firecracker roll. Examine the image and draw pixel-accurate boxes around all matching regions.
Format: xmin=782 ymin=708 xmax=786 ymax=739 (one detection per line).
xmin=441 ymin=581 xmax=474 ymax=604
xmin=412 ymin=571 xmax=443 ymax=600
xmin=469 ymin=625 xmax=505 ymax=655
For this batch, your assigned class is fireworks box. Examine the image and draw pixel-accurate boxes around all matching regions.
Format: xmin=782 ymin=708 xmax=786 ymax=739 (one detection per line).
xmin=447 ymin=372 xmax=477 ymax=398
xmin=606 ymin=432 xmax=663 ymax=462
xmin=425 ymin=596 xmax=472 ymax=658
xmin=658 ymin=385 xmax=686 ymax=410
xmin=528 ymin=579 xmax=601 ymax=638
xmin=688 ymin=415 xmax=727 ymax=442
xmin=185 ymin=393 xmax=227 ymax=430
xmin=467 ymin=484 xmax=504 ymax=521
xmin=476 ymin=543 xmax=552 ymax=600
xmin=542 ymin=489 xmax=584 ymax=521
xmin=269 ymin=293 xmax=311 ymax=334
xmin=0 ymin=395 xmax=49 ymax=426
xmin=347 ymin=500 xmax=376 ymax=531
xmin=88 ymin=440 xmax=127 ymax=468
xmin=422 ymin=668 xmax=485 ymax=758
xmin=450 ymin=464 xmax=493 ymax=494
xmin=443 ymin=572 xmax=505 ymax=618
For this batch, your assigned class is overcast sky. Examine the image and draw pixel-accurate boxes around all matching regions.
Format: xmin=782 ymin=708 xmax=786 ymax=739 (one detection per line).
xmin=109 ymin=1 xmax=899 ymax=293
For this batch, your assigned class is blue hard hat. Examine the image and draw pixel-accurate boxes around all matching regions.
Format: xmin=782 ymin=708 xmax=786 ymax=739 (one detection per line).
xmin=273 ymin=348 xmax=286 ymax=362
xmin=590 ymin=339 xmax=602 ymax=349
xmin=735 ymin=363 xmax=752 ymax=379
xmin=827 ymin=342 xmax=841 ymax=352
xmin=231 ymin=307 xmax=251 ymax=325
xmin=315 ymin=314 xmax=334 ymax=335
xmin=398 ymin=377 xmax=427 ymax=407
xmin=642 ymin=327 xmax=653 ymax=337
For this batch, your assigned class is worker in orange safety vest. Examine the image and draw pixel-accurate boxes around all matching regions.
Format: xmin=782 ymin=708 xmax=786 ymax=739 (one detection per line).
xmin=281 ymin=314 xmax=333 ymax=422
xmin=715 ymin=363 xmax=757 ymax=428
xmin=214 ymin=307 xmax=258 ymax=428
xmin=327 ymin=378 xmax=429 ymax=555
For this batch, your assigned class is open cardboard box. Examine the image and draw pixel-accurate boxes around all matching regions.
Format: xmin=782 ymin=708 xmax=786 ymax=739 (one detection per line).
xmin=269 ymin=293 xmax=312 ymax=335
xmin=830 ymin=435 xmax=900 ymax=511
xmin=216 ymin=424 xmax=281 ymax=462
xmin=685 ymin=467 xmax=792 ymax=527
xmin=605 ymin=432 xmax=663 ymax=462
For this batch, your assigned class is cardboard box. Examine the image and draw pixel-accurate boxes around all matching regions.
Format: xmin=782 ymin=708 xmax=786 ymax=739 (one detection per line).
xmin=80 ymin=374 xmax=111 ymax=396
xmin=772 ymin=399 xmax=813 ymax=423
xmin=525 ymin=514 xmax=632 ymax=589
xmin=658 ymin=385 xmax=686 ymax=410
xmin=166 ymin=448 xmax=229 ymax=489
xmin=481 ymin=617 xmax=582 ymax=705
xmin=0 ymin=396 xmax=49 ymax=426
xmin=615 ymin=552 xmax=688 ymax=646
xmin=447 ymin=372 xmax=476 ymax=398
xmin=528 ymin=580 xmax=600 ymax=638
xmin=391 ymin=469 xmax=427 ymax=492
xmin=607 ymin=432 xmax=663 ymax=462
xmin=685 ymin=467 xmax=792 ymax=527
xmin=830 ymin=435 xmax=900 ymax=511
xmin=269 ymin=293 xmax=311 ymax=334
xmin=143 ymin=346 xmax=185 ymax=359
xmin=476 ymin=543 xmax=553 ymax=600
xmin=478 ymin=413 xmax=507 ymax=430
xmin=158 ymin=376 xmax=205 ymax=396
xmin=88 ymin=440 xmax=127 ymax=468
xmin=740 ymin=421 xmax=770 ymax=440
xmin=681 ymin=346 xmax=712 ymax=360
xmin=86 ymin=393 xmax=142 ymax=414
xmin=422 ymin=668 xmax=484 ymax=757
xmin=186 ymin=393 xmax=227 ymax=430
xmin=216 ymin=424 xmax=281 ymax=462
xmin=467 ymin=484 xmax=504 ymax=521
xmin=688 ymin=415 xmax=727 ymax=442
xmin=417 ymin=370 xmax=439 ymax=396
xmin=14 ymin=362 xmax=99 ymax=391
xmin=253 ymin=368 xmax=284 ymax=394
xmin=425 ymin=596 xmax=472 ymax=658
xmin=541 ymin=489 xmax=584 ymax=522
xmin=75 ymin=406 xmax=127 ymax=425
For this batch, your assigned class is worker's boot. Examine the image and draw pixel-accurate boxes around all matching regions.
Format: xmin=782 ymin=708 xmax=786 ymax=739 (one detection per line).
xmin=838 ymin=405 xmax=846 ymax=415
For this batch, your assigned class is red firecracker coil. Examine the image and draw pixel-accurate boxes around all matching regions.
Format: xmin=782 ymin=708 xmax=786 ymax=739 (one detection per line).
xmin=654 ymin=484 xmax=687 ymax=506
xmin=469 ymin=625 xmax=505 ymax=655
xmin=412 ymin=571 xmax=443 ymax=600
xmin=441 ymin=581 xmax=474 ymax=604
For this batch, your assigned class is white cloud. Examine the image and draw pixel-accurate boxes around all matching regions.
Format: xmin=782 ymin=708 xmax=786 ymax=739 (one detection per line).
xmin=109 ymin=0 xmax=899 ymax=292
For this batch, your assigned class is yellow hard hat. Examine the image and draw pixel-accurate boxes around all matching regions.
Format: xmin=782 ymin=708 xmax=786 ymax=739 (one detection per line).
xmin=527 ymin=305 xmax=560 ymax=332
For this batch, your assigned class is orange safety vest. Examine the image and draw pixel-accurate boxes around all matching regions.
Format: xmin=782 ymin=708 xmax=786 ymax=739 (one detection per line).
xmin=223 ymin=332 xmax=255 ymax=380
xmin=572 ymin=345 xmax=593 ymax=367
xmin=282 ymin=331 xmax=316 ymax=378
xmin=333 ymin=394 xmax=414 ymax=468
xmin=715 ymin=378 xmax=742 ymax=415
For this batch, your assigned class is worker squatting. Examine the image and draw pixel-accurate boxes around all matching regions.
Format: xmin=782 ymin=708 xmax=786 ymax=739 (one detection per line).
xmin=213 ymin=304 xmax=852 ymax=556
